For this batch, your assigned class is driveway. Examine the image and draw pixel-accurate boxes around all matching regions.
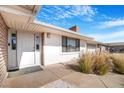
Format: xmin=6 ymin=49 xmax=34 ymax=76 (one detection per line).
xmin=1 ymin=62 xmax=124 ymax=88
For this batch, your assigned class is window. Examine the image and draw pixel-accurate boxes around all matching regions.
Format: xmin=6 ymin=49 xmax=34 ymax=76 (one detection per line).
xmin=35 ymin=35 xmax=40 ymax=50
xmin=36 ymin=44 xmax=39 ymax=50
xmin=62 ymin=36 xmax=80 ymax=52
xmin=11 ymin=33 xmax=16 ymax=50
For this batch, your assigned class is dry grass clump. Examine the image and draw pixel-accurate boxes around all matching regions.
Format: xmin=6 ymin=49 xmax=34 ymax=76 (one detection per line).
xmin=78 ymin=53 xmax=94 ymax=74
xmin=111 ymin=54 xmax=124 ymax=74
xmin=78 ymin=52 xmax=124 ymax=75
xmin=78 ymin=52 xmax=111 ymax=75
xmin=93 ymin=52 xmax=110 ymax=75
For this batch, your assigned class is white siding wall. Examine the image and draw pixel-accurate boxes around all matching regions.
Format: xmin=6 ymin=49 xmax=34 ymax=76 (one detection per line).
xmin=80 ymin=39 xmax=86 ymax=55
xmin=44 ymin=33 xmax=86 ymax=65
xmin=87 ymin=43 xmax=97 ymax=53
xmin=101 ymin=46 xmax=106 ymax=51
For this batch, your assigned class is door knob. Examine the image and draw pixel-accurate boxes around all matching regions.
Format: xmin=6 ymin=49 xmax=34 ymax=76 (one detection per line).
xmin=8 ymin=43 xmax=10 ymax=46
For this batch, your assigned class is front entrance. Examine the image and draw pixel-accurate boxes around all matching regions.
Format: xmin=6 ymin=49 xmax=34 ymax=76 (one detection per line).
xmin=8 ymin=29 xmax=17 ymax=70
xmin=8 ymin=30 xmax=41 ymax=70
xmin=17 ymin=32 xmax=36 ymax=68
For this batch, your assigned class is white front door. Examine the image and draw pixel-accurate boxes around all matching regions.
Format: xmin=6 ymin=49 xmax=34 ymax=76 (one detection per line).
xmin=8 ymin=29 xmax=18 ymax=70
xmin=35 ymin=34 xmax=41 ymax=65
xmin=17 ymin=32 xmax=36 ymax=68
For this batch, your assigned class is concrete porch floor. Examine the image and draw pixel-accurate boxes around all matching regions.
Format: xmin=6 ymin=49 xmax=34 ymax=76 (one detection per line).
xmin=8 ymin=66 xmax=43 ymax=78
xmin=1 ymin=62 xmax=124 ymax=88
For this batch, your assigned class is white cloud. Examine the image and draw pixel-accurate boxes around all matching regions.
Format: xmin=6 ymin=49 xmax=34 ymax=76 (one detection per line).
xmin=101 ymin=14 xmax=113 ymax=20
xmin=99 ymin=18 xmax=124 ymax=29
xmin=39 ymin=5 xmax=97 ymax=22
xmin=88 ymin=30 xmax=124 ymax=43
xmin=71 ymin=6 xmax=97 ymax=17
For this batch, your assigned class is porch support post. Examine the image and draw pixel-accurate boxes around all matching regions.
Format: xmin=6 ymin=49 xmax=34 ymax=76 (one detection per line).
xmin=41 ymin=32 xmax=44 ymax=66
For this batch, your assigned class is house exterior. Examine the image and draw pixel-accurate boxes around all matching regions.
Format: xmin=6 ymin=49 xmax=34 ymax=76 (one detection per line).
xmin=0 ymin=5 xmax=107 ymax=86
xmin=107 ymin=42 xmax=124 ymax=53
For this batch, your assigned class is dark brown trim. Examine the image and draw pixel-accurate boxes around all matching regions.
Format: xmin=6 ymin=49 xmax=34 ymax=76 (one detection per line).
xmin=41 ymin=33 xmax=44 ymax=65
xmin=34 ymin=34 xmax=35 ymax=64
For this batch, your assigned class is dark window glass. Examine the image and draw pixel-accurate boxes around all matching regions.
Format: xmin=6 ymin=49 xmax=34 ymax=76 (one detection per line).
xmin=76 ymin=39 xmax=80 ymax=51
xmin=11 ymin=33 xmax=16 ymax=50
xmin=36 ymin=44 xmax=39 ymax=50
xmin=62 ymin=36 xmax=67 ymax=46
xmin=62 ymin=36 xmax=67 ymax=52
xmin=62 ymin=36 xmax=80 ymax=52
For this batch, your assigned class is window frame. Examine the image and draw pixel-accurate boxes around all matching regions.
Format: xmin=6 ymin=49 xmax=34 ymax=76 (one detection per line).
xmin=62 ymin=36 xmax=80 ymax=52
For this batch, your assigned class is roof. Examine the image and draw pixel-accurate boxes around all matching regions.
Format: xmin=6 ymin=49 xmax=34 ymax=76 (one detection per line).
xmin=106 ymin=42 xmax=124 ymax=46
xmin=0 ymin=7 xmax=94 ymax=41
xmin=0 ymin=5 xmax=103 ymax=43
xmin=34 ymin=20 xmax=94 ymax=40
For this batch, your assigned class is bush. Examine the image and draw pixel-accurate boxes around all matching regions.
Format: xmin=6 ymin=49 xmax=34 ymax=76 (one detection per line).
xmin=93 ymin=52 xmax=110 ymax=75
xmin=78 ymin=52 xmax=110 ymax=75
xmin=78 ymin=53 xmax=94 ymax=74
xmin=111 ymin=54 xmax=124 ymax=74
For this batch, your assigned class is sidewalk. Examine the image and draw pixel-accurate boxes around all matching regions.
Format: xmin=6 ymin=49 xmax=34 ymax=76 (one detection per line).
xmin=2 ymin=63 xmax=124 ymax=88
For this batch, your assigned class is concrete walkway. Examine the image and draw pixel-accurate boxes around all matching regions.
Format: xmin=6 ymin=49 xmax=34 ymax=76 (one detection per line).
xmin=1 ymin=63 xmax=124 ymax=88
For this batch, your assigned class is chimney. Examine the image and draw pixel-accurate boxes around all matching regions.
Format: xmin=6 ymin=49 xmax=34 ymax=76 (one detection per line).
xmin=69 ymin=25 xmax=79 ymax=32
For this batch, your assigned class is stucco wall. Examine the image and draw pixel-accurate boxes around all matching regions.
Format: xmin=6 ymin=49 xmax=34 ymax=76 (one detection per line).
xmin=44 ymin=33 xmax=86 ymax=65
xmin=0 ymin=15 xmax=8 ymax=86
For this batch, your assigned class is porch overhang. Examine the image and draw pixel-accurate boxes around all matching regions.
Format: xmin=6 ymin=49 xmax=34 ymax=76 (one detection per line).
xmin=0 ymin=11 xmax=41 ymax=32
xmin=0 ymin=5 xmax=41 ymax=23
xmin=0 ymin=5 xmax=41 ymax=16
xmin=0 ymin=12 xmax=94 ymax=41
xmin=0 ymin=5 xmax=95 ymax=41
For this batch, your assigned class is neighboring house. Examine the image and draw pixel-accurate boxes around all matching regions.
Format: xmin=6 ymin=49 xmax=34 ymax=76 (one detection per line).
xmin=0 ymin=5 xmax=106 ymax=86
xmin=107 ymin=42 xmax=124 ymax=53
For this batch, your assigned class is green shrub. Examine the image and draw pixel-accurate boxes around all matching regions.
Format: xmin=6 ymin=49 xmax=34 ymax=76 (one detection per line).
xmin=111 ymin=54 xmax=124 ymax=74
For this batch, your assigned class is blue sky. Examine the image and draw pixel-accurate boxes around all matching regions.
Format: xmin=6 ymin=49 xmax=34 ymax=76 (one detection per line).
xmin=36 ymin=5 xmax=124 ymax=43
